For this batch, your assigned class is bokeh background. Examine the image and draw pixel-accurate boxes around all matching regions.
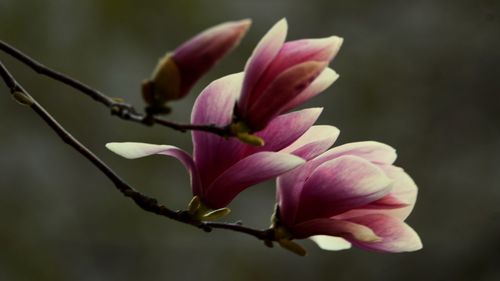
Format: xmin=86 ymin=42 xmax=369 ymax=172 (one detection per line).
xmin=1 ymin=0 xmax=499 ymax=280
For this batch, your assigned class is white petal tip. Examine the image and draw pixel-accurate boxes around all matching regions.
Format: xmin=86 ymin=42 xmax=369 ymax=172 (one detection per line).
xmin=310 ymin=235 xmax=352 ymax=251
xmin=105 ymin=142 xmax=163 ymax=159
xmin=274 ymin=18 xmax=289 ymax=32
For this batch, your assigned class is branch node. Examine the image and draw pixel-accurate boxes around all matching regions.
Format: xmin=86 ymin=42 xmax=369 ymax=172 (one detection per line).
xmin=12 ymin=90 xmax=34 ymax=106
xmin=264 ymin=240 xmax=274 ymax=248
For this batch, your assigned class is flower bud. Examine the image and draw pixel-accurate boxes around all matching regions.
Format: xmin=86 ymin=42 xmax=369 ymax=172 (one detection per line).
xmin=142 ymin=19 xmax=251 ymax=109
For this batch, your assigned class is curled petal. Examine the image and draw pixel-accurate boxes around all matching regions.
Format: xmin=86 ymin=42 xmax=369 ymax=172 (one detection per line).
xmin=250 ymin=36 xmax=343 ymax=104
xmin=281 ymin=125 xmax=340 ymax=160
xmin=191 ymin=72 xmax=243 ymax=126
xmin=105 ymin=142 xmax=201 ymax=195
xmin=246 ymin=108 xmax=323 ymax=155
xmin=246 ymin=61 xmax=328 ymax=130
xmin=310 ymin=235 xmax=352 ymax=251
xmin=346 ymin=214 xmax=422 ymax=252
xmin=336 ymin=166 xmax=418 ymax=220
xmin=278 ymin=141 xmax=398 ymax=223
xmin=191 ymin=73 xmax=246 ymax=188
xmin=314 ymin=141 xmax=398 ymax=167
xmin=239 ymin=18 xmax=288 ymax=112
xmin=282 ymin=68 xmax=339 ymax=113
xmin=296 ymin=155 xmax=393 ymax=222
xmin=381 ymin=165 xmax=418 ymax=219
xmin=204 ymin=152 xmax=305 ymax=209
xmin=266 ymin=36 xmax=343 ymax=78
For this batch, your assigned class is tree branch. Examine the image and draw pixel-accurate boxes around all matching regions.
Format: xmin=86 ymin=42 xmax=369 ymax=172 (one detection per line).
xmin=0 ymin=40 xmax=229 ymax=136
xmin=0 ymin=59 xmax=275 ymax=246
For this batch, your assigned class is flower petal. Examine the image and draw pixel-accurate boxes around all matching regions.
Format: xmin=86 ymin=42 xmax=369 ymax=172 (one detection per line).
xmin=245 ymin=108 xmax=323 ymax=155
xmin=346 ymin=214 xmax=422 ymax=252
xmin=204 ymin=152 xmax=305 ymax=208
xmin=381 ymin=165 xmax=418 ymax=215
xmin=281 ymin=125 xmax=340 ymax=160
xmin=336 ymin=165 xmax=418 ymax=220
xmin=191 ymin=72 xmax=243 ymax=126
xmin=314 ymin=141 xmax=398 ymax=167
xmin=171 ymin=19 xmax=251 ymax=98
xmin=296 ymin=155 xmax=393 ymax=222
xmin=105 ymin=142 xmax=201 ymax=195
xmin=291 ymin=218 xmax=380 ymax=242
xmin=277 ymin=164 xmax=311 ymax=227
xmin=310 ymin=235 xmax=352 ymax=251
xmin=191 ymin=73 xmax=246 ymax=189
xmin=255 ymin=37 xmax=342 ymax=100
xmin=239 ymin=19 xmax=288 ymax=113
xmin=246 ymin=61 xmax=328 ymax=130
xmin=282 ymin=68 xmax=339 ymax=113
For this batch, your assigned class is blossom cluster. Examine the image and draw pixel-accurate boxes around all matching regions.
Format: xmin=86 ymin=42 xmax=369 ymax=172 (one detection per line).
xmin=107 ymin=19 xmax=422 ymax=255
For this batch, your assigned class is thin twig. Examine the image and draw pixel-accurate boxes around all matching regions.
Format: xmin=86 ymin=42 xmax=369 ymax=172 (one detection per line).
xmin=0 ymin=59 xmax=274 ymax=245
xmin=0 ymin=40 xmax=229 ymax=136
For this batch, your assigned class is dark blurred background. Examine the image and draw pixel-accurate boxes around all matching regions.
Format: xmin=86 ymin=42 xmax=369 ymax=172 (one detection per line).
xmin=1 ymin=0 xmax=499 ymax=280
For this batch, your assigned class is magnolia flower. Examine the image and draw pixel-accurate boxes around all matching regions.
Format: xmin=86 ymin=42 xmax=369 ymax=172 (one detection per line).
xmin=108 ymin=73 xmax=328 ymax=213
xmin=142 ymin=19 xmax=251 ymax=108
xmin=275 ymin=135 xmax=422 ymax=254
xmin=234 ymin=19 xmax=343 ymax=132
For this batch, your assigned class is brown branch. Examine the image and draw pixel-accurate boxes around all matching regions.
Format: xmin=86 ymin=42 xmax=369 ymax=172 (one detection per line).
xmin=0 ymin=40 xmax=229 ymax=137
xmin=0 ymin=59 xmax=275 ymax=246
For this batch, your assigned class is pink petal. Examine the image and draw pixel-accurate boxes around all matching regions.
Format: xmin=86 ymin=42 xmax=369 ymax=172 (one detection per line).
xmin=277 ymin=167 xmax=310 ymax=227
xmin=254 ymin=37 xmax=342 ymax=99
xmin=295 ymin=155 xmax=393 ymax=222
xmin=335 ymin=165 xmax=418 ymax=220
xmin=191 ymin=72 xmax=243 ymax=126
xmin=281 ymin=125 xmax=340 ymax=160
xmin=281 ymin=68 xmax=339 ymax=112
xmin=173 ymin=19 xmax=251 ymax=97
xmin=191 ymin=73 xmax=246 ymax=189
xmin=381 ymin=165 xmax=418 ymax=219
xmin=280 ymin=141 xmax=398 ymax=207
xmin=346 ymin=214 xmax=422 ymax=252
xmin=244 ymin=108 xmax=323 ymax=155
xmin=239 ymin=19 xmax=288 ymax=112
xmin=270 ymin=36 xmax=342 ymax=72
xmin=315 ymin=141 xmax=398 ymax=167
xmin=203 ymin=152 xmax=305 ymax=209
xmin=105 ymin=142 xmax=201 ymax=195
xmin=278 ymin=141 xmax=398 ymax=222
xmin=245 ymin=61 xmax=328 ymax=130
xmin=291 ymin=217 xmax=381 ymax=242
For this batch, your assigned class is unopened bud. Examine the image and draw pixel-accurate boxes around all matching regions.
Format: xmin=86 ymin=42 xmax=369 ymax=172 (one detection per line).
xmin=142 ymin=53 xmax=180 ymax=112
xmin=142 ymin=19 xmax=251 ymax=107
xmin=12 ymin=91 xmax=34 ymax=106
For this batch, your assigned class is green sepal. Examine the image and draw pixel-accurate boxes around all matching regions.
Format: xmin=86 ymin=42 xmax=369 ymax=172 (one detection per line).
xmin=187 ymin=196 xmax=201 ymax=214
xmin=272 ymin=222 xmax=307 ymax=256
xmin=141 ymin=52 xmax=181 ymax=107
xmin=202 ymin=208 xmax=231 ymax=220
xmin=278 ymin=239 xmax=307 ymax=256
xmin=186 ymin=196 xmax=231 ymax=221
xmin=230 ymin=121 xmax=265 ymax=146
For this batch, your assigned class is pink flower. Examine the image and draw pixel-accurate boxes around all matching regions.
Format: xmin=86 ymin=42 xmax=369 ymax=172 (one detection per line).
xmin=142 ymin=19 xmax=251 ymax=106
xmin=235 ymin=19 xmax=343 ymax=131
xmin=108 ymin=73 xmax=328 ymax=211
xmin=275 ymin=135 xmax=422 ymax=253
